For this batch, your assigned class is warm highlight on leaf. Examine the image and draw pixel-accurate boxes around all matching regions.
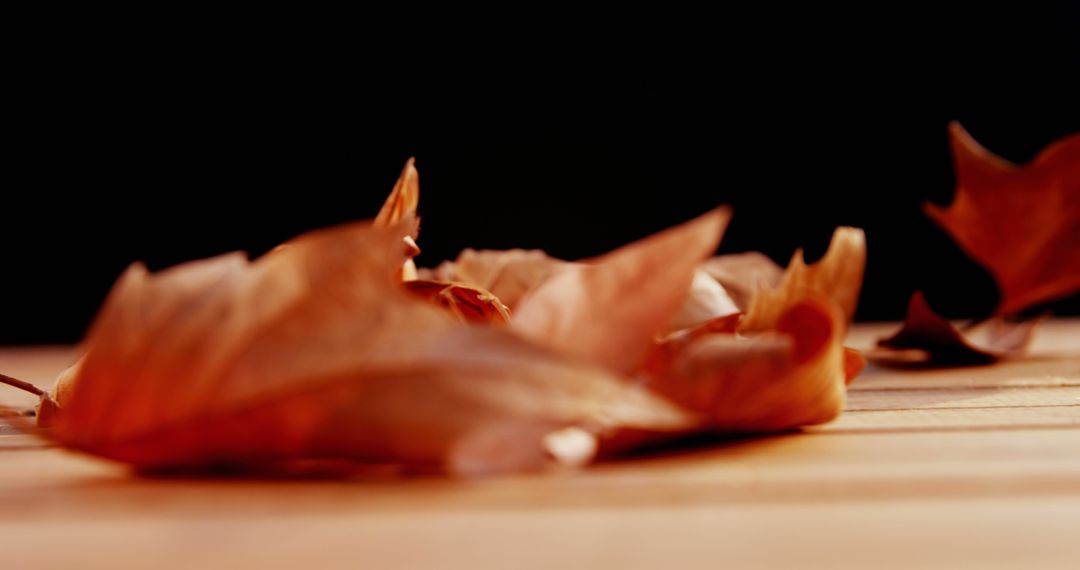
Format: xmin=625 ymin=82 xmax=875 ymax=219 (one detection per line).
xmin=643 ymin=299 xmax=847 ymax=431
xmin=375 ymin=158 xmax=420 ymax=226
xmin=926 ymin=123 xmax=1080 ymax=315
xmin=738 ymin=227 xmax=866 ymax=334
xmin=512 ymin=208 xmax=731 ymax=373
xmin=876 ymin=292 xmax=1039 ymax=364
xmin=667 ymin=269 xmax=740 ymax=332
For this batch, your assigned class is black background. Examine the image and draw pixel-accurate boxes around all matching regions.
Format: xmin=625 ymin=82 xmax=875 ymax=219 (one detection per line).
xmin=5 ymin=8 xmax=1079 ymax=343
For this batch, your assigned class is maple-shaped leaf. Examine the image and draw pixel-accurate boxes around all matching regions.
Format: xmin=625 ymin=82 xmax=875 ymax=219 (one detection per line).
xmin=692 ymin=229 xmax=866 ymax=389
xmin=32 ymin=220 xmax=696 ymax=476
xmin=875 ymin=125 xmax=1078 ymax=365
xmin=926 ymin=123 xmax=1080 ymax=315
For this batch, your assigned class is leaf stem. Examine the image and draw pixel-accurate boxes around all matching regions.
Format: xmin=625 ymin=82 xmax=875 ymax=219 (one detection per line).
xmin=0 ymin=373 xmax=44 ymax=397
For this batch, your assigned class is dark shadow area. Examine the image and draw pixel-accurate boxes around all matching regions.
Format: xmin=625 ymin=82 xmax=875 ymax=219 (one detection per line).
xmin=607 ymin=429 xmax=800 ymax=464
xmin=5 ymin=7 xmax=1079 ymax=343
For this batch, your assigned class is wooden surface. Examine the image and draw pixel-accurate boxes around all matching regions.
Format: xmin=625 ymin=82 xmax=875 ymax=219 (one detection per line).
xmin=2 ymin=321 xmax=1080 ymax=569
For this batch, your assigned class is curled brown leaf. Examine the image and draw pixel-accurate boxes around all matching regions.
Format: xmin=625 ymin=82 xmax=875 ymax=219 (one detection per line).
xmin=875 ymin=292 xmax=1040 ymax=365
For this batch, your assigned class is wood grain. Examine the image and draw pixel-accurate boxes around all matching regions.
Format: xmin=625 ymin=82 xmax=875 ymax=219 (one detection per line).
xmin=2 ymin=321 xmax=1080 ymax=569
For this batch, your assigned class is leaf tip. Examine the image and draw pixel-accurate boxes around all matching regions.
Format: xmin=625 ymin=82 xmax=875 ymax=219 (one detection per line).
xmin=948 ymin=121 xmax=1014 ymax=177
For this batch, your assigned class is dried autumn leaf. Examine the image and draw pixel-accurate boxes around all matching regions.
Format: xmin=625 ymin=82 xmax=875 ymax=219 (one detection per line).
xmin=738 ymin=227 xmax=866 ymax=334
xmin=424 ymin=248 xmax=570 ymax=310
xmin=926 ymin=123 xmax=1080 ymax=315
xmin=427 ymin=232 xmax=757 ymax=335
xmin=1 ymin=155 xmax=873 ymax=476
xmin=655 ymin=226 xmax=865 ymax=414
xmin=512 ymin=208 xmax=732 ymax=373
xmin=34 ymin=219 xmax=696 ymax=476
xmin=643 ymin=298 xmax=847 ymax=431
xmin=502 ymin=209 xmax=854 ymax=432
xmin=428 ymin=249 xmax=739 ymax=333
xmin=876 ymin=292 xmax=1040 ymax=364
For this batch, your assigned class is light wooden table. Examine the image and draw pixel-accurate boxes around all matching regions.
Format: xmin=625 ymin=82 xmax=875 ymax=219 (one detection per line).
xmin=2 ymin=321 xmax=1079 ymax=570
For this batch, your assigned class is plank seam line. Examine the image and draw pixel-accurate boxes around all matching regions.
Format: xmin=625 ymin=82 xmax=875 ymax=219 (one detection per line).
xmin=846 ymin=403 xmax=1080 ymax=413
xmin=813 ymin=423 xmax=1080 ymax=435
xmin=851 ymin=384 xmax=1080 ymax=393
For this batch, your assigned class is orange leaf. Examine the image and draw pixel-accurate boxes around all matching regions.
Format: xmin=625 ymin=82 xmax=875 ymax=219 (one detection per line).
xmin=643 ymin=299 xmax=847 ymax=432
xmin=429 ymin=212 xmax=861 ymax=430
xmin=926 ymin=123 xmax=1080 ymax=315
xmin=42 ymin=220 xmax=696 ymax=476
xmin=429 ymin=250 xmax=741 ymax=333
xmin=511 ymin=208 xmax=731 ymax=373
xmin=738 ymin=227 xmax=866 ymax=334
xmin=5 ymin=154 xmax=873 ymax=475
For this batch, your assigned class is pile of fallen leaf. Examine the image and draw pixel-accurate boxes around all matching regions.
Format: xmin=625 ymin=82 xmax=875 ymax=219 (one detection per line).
xmin=1 ymin=122 xmax=1076 ymax=477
